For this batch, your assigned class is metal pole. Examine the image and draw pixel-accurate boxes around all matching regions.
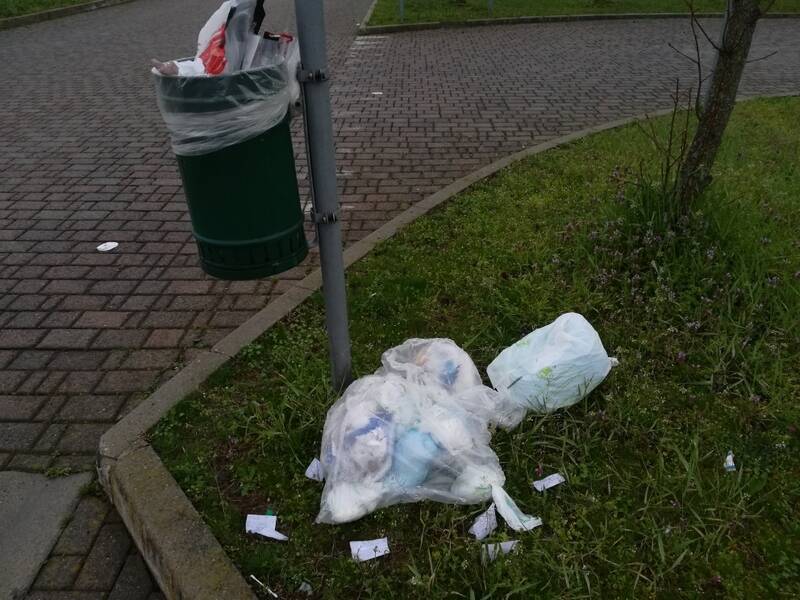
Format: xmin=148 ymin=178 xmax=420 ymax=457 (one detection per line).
xmin=295 ymin=0 xmax=352 ymax=391
xmin=488 ymin=0 xmax=493 ymax=17
xmin=399 ymin=0 xmax=404 ymax=22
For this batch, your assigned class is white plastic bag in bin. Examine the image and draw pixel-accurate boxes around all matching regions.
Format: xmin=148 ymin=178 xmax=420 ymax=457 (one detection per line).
xmin=488 ymin=313 xmax=618 ymax=419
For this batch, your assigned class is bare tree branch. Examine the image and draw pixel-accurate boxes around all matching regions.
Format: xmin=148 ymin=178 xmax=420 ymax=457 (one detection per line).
xmin=746 ymin=49 xmax=778 ymax=63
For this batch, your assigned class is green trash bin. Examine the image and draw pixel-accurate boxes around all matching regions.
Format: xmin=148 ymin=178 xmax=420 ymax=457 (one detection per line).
xmin=154 ymin=63 xmax=308 ymax=280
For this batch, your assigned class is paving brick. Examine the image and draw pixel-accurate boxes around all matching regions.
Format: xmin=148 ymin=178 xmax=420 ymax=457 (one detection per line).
xmin=8 ymin=311 xmax=47 ymax=328
xmin=59 ymin=395 xmax=126 ymax=422
xmin=142 ymin=328 xmax=184 ymax=348
xmin=34 ymin=423 xmax=67 ymax=452
xmin=75 ymin=312 xmax=130 ymax=329
xmin=0 ymin=370 xmax=26 ymax=393
xmin=41 ymin=312 xmax=82 ymax=328
xmin=58 ymin=371 xmax=103 ymax=394
xmin=34 ymin=396 xmax=68 ymax=421
xmin=31 ymin=556 xmax=84 ymax=590
xmin=49 ymin=351 xmax=107 ymax=371
xmin=39 ymin=329 xmax=98 ymax=350
xmin=0 ymin=349 xmax=16 ymax=368
xmin=10 ymin=350 xmax=54 ymax=370
xmin=0 ymin=422 xmax=44 ymax=451
xmin=107 ymin=554 xmax=154 ymax=600
xmin=74 ymin=524 xmax=132 ymax=591
xmin=0 ymin=329 xmax=45 ymax=348
xmin=92 ymin=330 xmax=149 ymax=349
xmin=120 ymin=349 xmax=179 ymax=370
xmin=96 ymin=371 xmax=158 ymax=394
xmin=57 ymin=424 xmax=108 ymax=454
xmin=0 ymin=395 xmax=45 ymax=420
xmin=53 ymin=496 xmax=110 ymax=556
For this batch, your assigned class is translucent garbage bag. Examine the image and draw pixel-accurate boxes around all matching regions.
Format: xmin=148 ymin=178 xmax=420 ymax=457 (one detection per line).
xmin=316 ymin=372 xmax=506 ymax=524
xmin=378 ymin=338 xmax=527 ymax=430
xmin=487 ymin=312 xmax=618 ymax=421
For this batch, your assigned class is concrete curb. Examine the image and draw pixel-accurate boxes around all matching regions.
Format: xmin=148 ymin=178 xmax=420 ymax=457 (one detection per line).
xmin=97 ymin=91 xmax=799 ymax=599
xmin=0 ymin=0 xmax=135 ymax=31
xmin=358 ymin=11 xmax=799 ymax=36
xmin=358 ymin=0 xmax=379 ymax=29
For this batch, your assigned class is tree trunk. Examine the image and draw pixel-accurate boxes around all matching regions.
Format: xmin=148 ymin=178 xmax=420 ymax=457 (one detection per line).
xmin=676 ymin=0 xmax=764 ymax=208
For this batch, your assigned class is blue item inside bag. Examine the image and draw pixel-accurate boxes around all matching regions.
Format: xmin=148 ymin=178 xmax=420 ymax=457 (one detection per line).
xmin=388 ymin=428 xmax=441 ymax=488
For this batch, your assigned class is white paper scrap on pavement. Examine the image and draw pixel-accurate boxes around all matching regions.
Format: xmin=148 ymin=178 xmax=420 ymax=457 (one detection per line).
xmin=533 ymin=473 xmax=566 ymax=492
xmin=482 ymin=540 xmax=519 ymax=563
xmin=96 ymin=242 xmax=118 ymax=252
xmin=245 ymin=514 xmax=288 ymax=541
xmin=350 ymin=537 xmax=390 ymax=561
xmin=469 ymin=504 xmax=497 ymax=540
xmin=305 ymin=458 xmax=324 ymax=482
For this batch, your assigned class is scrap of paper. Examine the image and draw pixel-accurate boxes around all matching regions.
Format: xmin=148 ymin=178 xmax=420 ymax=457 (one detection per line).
xmin=297 ymin=581 xmax=313 ymax=595
xmin=482 ymin=540 xmax=519 ymax=563
xmin=469 ymin=504 xmax=497 ymax=540
xmin=245 ymin=514 xmax=288 ymax=541
xmin=350 ymin=537 xmax=390 ymax=562
xmin=96 ymin=242 xmax=119 ymax=252
xmin=724 ymin=451 xmax=736 ymax=472
xmin=491 ymin=485 xmax=542 ymax=532
xmin=533 ymin=473 xmax=566 ymax=492
xmin=305 ymin=458 xmax=324 ymax=482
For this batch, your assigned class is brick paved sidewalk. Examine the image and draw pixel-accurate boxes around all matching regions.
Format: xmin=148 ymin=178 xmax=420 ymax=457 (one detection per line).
xmin=1 ymin=0 xmax=798 ymax=595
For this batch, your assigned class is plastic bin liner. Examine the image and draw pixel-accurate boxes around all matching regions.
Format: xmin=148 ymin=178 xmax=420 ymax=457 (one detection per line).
xmin=153 ymin=39 xmax=299 ymax=156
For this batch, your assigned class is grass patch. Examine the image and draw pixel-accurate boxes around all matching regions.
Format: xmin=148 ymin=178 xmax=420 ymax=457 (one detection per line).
xmin=367 ymin=0 xmax=800 ymax=27
xmin=152 ymin=97 xmax=800 ymax=598
xmin=1 ymin=0 xmax=97 ymax=19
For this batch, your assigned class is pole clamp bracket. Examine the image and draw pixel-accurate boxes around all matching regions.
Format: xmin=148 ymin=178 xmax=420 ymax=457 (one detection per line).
xmin=311 ymin=209 xmax=338 ymax=225
xmin=299 ymin=69 xmax=329 ymax=83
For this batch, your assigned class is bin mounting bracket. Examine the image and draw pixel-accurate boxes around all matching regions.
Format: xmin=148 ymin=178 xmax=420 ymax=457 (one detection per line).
xmin=298 ymin=68 xmax=329 ymax=83
xmin=310 ymin=209 xmax=338 ymax=225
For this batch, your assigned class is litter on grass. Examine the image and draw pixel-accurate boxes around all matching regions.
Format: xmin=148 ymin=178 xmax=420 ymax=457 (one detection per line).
xmin=533 ymin=473 xmax=565 ymax=492
xmin=488 ymin=313 xmax=618 ymax=419
xmin=724 ymin=451 xmax=736 ymax=472
xmin=297 ymin=581 xmax=313 ymax=595
xmin=96 ymin=242 xmax=118 ymax=252
xmin=468 ymin=503 xmax=497 ymax=540
xmin=482 ymin=540 xmax=519 ymax=563
xmin=305 ymin=457 xmax=324 ymax=482
xmin=315 ymin=313 xmax=615 ymax=526
xmin=249 ymin=575 xmax=278 ymax=598
xmin=245 ymin=514 xmax=288 ymax=541
xmin=350 ymin=538 xmax=390 ymax=562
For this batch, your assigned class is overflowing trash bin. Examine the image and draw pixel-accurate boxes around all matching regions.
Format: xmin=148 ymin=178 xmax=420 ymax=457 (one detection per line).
xmin=151 ymin=0 xmax=305 ymax=280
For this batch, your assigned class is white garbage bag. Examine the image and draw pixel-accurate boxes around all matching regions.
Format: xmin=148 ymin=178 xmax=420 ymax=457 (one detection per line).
xmin=487 ymin=313 xmax=618 ymax=422
xmin=317 ymin=340 xmax=512 ymax=524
